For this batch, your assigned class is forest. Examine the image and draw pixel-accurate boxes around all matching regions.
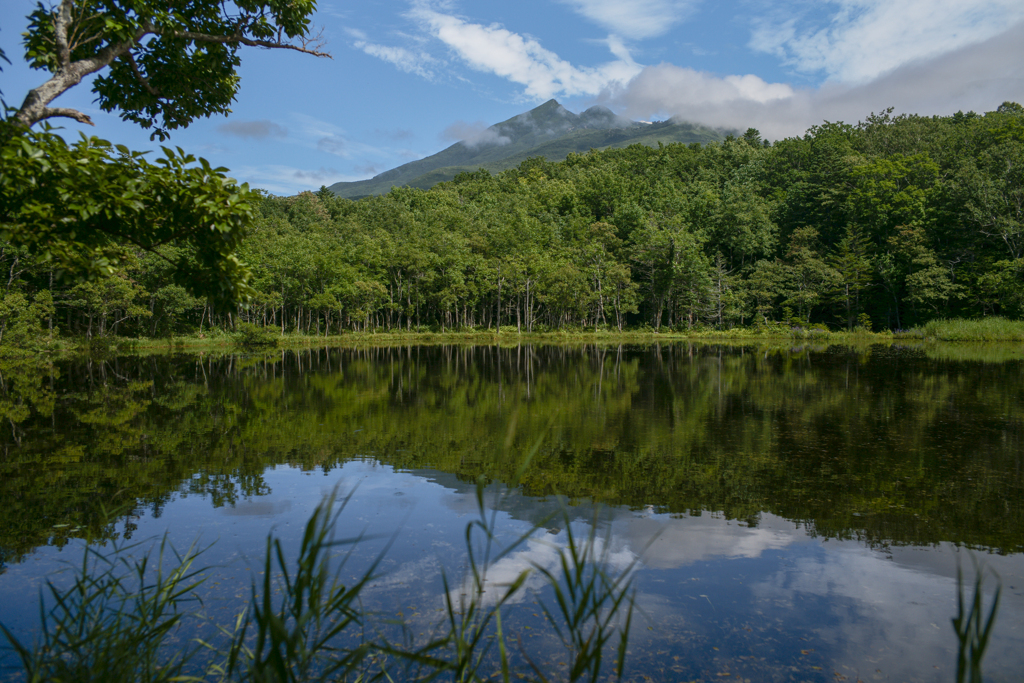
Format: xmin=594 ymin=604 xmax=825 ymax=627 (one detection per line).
xmin=2 ymin=102 xmax=1023 ymax=345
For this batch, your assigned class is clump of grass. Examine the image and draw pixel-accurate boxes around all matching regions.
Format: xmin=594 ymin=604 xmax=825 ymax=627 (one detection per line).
xmin=914 ymin=317 xmax=1024 ymax=342
xmin=210 ymin=487 xmax=386 ymax=683
xmin=528 ymin=519 xmax=635 ymax=683
xmin=0 ymin=537 xmax=209 ymax=683
xmin=375 ymin=468 xmax=636 ymax=683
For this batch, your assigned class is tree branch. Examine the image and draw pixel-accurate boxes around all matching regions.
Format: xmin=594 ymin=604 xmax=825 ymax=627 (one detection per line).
xmin=54 ymin=0 xmax=73 ymax=67
xmin=38 ymin=107 xmax=95 ymax=125
xmin=124 ymin=52 xmax=160 ymax=96
xmin=14 ymin=31 xmax=144 ymax=128
xmin=13 ymin=7 xmax=329 ymax=130
xmin=164 ymin=29 xmax=332 ymax=58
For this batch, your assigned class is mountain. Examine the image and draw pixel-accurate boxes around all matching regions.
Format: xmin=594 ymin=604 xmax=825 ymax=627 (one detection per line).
xmin=327 ymin=100 xmax=725 ymax=198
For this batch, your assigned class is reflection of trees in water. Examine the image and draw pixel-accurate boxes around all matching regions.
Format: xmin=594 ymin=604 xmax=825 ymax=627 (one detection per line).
xmin=1 ymin=343 xmax=1022 ymax=566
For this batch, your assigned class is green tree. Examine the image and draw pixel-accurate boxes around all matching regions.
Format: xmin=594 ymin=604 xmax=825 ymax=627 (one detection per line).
xmin=782 ymin=227 xmax=836 ymax=323
xmin=828 ymin=224 xmax=875 ymax=330
xmin=2 ymin=0 xmax=329 ymax=308
xmin=897 ymin=226 xmax=962 ymax=320
xmin=745 ymin=259 xmax=788 ymax=325
xmin=14 ymin=0 xmax=327 ymax=134
xmin=876 ymin=224 xmax=960 ymax=326
xmin=69 ymin=270 xmax=151 ymax=338
xmin=1 ymin=132 xmax=256 ymax=307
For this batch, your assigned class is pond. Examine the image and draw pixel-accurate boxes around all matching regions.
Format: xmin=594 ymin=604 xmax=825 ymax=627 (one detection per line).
xmin=0 ymin=342 xmax=1022 ymax=682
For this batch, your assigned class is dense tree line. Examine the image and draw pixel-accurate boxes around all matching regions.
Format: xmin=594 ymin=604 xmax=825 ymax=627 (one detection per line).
xmin=2 ymin=103 xmax=1022 ymax=341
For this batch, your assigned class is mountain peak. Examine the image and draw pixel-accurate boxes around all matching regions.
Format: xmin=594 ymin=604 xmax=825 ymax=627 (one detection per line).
xmin=327 ymin=102 xmax=724 ymax=198
xmin=579 ymin=105 xmax=633 ymax=129
xmin=508 ymin=99 xmax=575 ymax=124
xmin=534 ymin=99 xmax=569 ymax=113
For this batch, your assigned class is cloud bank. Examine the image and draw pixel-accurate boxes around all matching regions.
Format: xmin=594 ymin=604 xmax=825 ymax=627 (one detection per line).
xmin=750 ymin=0 xmax=1024 ymax=83
xmin=609 ymin=20 xmax=1024 ymax=139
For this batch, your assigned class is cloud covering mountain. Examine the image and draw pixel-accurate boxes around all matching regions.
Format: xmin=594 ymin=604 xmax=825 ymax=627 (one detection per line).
xmin=609 ymin=18 xmax=1024 ymax=140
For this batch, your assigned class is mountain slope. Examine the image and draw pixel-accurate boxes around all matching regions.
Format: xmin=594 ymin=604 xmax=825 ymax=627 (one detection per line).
xmin=327 ymin=100 xmax=724 ymax=198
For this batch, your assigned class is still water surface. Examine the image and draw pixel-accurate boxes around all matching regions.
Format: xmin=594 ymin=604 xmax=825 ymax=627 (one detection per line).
xmin=1 ymin=343 xmax=1022 ymax=681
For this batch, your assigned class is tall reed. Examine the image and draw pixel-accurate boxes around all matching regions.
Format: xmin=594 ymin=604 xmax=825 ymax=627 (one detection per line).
xmin=952 ymin=556 xmax=1001 ymax=683
xmin=0 ymin=537 xmax=209 ymax=683
xmin=208 ymin=487 xmax=388 ymax=683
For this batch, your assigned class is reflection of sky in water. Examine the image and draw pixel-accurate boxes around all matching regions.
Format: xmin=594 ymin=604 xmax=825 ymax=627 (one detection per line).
xmin=2 ymin=461 xmax=1021 ymax=682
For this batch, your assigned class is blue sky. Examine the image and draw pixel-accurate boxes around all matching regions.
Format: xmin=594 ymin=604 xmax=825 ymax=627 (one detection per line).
xmin=3 ymin=0 xmax=1024 ymax=194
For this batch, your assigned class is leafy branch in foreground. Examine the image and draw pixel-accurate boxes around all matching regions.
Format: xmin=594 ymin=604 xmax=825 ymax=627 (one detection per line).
xmin=1 ymin=0 xmax=330 ymax=310
xmin=0 ymin=124 xmax=255 ymax=310
xmin=16 ymin=0 xmax=330 ymax=137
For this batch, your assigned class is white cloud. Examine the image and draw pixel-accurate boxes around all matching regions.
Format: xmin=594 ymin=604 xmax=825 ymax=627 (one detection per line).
xmin=750 ymin=0 xmax=1024 ymax=84
xmin=441 ymin=120 xmax=511 ymax=148
xmin=316 ymin=136 xmax=346 ymax=155
xmin=610 ymin=20 xmax=1024 ymax=140
xmin=353 ymin=41 xmax=436 ymax=79
xmin=558 ymin=0 xmax=700 ymax=40
xmin=292 ymin=166 xmax=341 ymax=182
xmin=290 ymin=113 xmax=387 ymax=160
xmin=375 ymin=128 xmax=415 ymax=141
xmin=410 ymin=5 xmax=642 ymax=99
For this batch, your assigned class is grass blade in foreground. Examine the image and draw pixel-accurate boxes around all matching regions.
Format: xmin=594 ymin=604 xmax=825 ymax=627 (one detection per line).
xmin=0 ymin=536 xmax=208 ymax=683
xmin=952 ymin=556 xmax=1001 ymax=683
xmin=216 ymin=486 xmax=390 ymax=683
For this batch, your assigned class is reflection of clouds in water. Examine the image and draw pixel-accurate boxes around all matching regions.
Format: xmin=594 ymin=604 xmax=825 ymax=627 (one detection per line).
xmin=755 ymin=547 xmax=951 ymax=669
xmin=449 ymin=533 xmax=637 ymax=608
xmin=749 ymin=544 xmax=1024 ymax=681
xmin=616 ymin=513 xmax=799 ymax=569
xmin=281 ymin=465 xmax=1024 ymax=680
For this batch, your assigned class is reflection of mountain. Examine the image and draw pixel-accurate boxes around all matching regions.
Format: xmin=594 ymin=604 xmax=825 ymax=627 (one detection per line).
xmin=1 ymin=343 xmax=1023 ymax=567
xmin=327 ymin=100 xmax=724 ymax=198
xmin=406 ymin=468 xmax=595 ymax=530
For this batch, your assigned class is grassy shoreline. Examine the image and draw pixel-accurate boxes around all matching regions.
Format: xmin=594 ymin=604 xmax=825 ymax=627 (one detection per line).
xmin=4 ymin=317 xmax=1023 ymax=358
xmin=113 ymin=325 xmax=893 ymax=353
xmin=110 ymin=316 xmax=1024 ymax=350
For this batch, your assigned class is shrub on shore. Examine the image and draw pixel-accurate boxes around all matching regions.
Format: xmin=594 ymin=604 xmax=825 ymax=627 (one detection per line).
xmin=905 ymin=317 xmax=1024 ymax=342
